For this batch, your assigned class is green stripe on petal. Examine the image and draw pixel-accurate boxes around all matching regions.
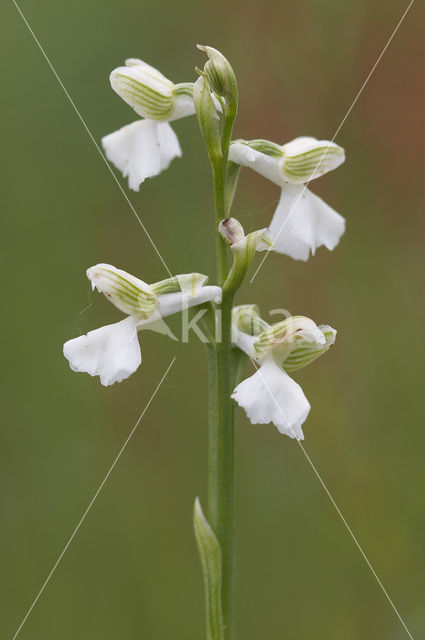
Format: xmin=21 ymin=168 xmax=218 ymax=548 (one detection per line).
xmin=281 ymin=138 xmax=345 ymax=183
xmin=150 ymin=276 xmax=181 ymax=295
xmin=110 ymin=67 xmax=175 ymax=120
xmin=151 ymin=273 xmax=209 ymax=297
xmin=283 ymin=325 xmax=336 ymax=372
xmin=87 ymin=264 xmax=158 ymax=318
xmin=177 ymin=273 xmax=209 ymax=296
xmin=245 ymin=139 xmax=283 ymax=157
xmin=174 ymin=82 xmax=195 ymax=97
xmin=254 ymin=316 xmax=325 ymax=358
xmin=232 ymin=305 xmax=270 ymax=336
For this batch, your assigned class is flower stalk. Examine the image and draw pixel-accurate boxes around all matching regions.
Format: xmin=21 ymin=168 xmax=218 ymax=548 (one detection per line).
xmin=195 ymin=47 xmax=239 ymax=639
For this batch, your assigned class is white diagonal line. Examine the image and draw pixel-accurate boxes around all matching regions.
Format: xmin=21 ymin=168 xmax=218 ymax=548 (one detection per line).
xmin=250 ymin=0 xmax=414 ymax=283
xmin=11 ymin=0 xmax=173 ymax=277
xmin=11 ymin=357 xmax=176 ymax=640
xmin=249 ymin=357 xmax=414 ymax=639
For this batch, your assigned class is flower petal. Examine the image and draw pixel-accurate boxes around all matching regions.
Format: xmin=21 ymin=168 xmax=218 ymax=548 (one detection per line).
xmin=63 ymin=316 xmax=141 ymax=386
xmin=229 ymin=141 xmax=283 ymax=186
xmin=267 ymin=184 xmax=345 ymax=261
xmin=102 ymin=120 xmax=181 ymax=191
xmin=157 ymin=122 xmax=182 ymax=171
xmin=156 ymin=286 xmax=222 ymax=317
xmin=231 ymin=325 xmax=256 ymax=357
xmin=176 ymin=273 xmax=209 ymax=296
xmin=232 ymin=358 xmax=310 ymax=439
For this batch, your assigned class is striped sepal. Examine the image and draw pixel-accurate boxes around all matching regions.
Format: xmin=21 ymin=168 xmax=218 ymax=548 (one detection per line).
xmin=110 ymin=65 xmax=175 ymax=121
xmin=87 ymin=264 xmax=158 ymax=318
xmin=254 ymin=316 xmax=325 ymax=358
xmin=283 ymin=325 xmax=336 ymax=373
xmin=232 ymin=305 xmax=270 ymax=336
xmin=151 ymin=273 xmax=209 ymax=297
xmin=282 ymin=137 xmax=345 ymax=183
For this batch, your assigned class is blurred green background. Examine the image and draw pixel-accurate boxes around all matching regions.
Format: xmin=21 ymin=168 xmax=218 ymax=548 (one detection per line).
xmin=2 ymin=0 xmax=425 ymax=638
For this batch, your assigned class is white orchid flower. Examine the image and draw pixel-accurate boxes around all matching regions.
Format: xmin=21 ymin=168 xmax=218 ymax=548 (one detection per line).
xmin=229 ymin=136 xmax=346 ymax=261
xmin=102 ymin=59 xmax=195 ymax=191
xmin=63 ymin=264 xmax=221 ymax=386
xmin=231 ymin=308 xmax=336 ymax=439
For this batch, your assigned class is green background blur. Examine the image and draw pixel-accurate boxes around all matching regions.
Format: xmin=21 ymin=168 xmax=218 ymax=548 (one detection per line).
xmin=2 ymin=0 xmax=425 ymax=638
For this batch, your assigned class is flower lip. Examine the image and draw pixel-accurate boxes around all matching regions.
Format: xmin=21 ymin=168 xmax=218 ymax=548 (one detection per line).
xmin=63 ymin=315 xmax=142 ymax=386
xmin=101 ymin=119 xmax=182 ymax=191
xmin=231 ymin=357 xmax=310 ymax=439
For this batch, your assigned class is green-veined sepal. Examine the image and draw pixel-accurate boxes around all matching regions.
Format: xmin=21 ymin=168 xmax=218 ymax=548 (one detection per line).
xmin=151 ymin=273 xmax=209 ymax=297
xmin=254 ymin=316 xmax=325 ymax=358
xmin=283 ymin=325 xmax=336 ymax=372
xmin=242 ymin=138 xmax=283 ymax=157
xmin=232 ymin=305 xmax=270 ymax=336
xmin=86 ymin=264 xmax=158 ymax=318
xmin=110 ymin=63 xmax=175 ymax=120
xmin=281 ymin=137 xmax=345 ymax=183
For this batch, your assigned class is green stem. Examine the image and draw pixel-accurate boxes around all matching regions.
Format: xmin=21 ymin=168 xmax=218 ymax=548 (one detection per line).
xmin=213 ymin=160 xmax=228 ymax=286
xmin=208 ymin=110 xmax=238 ymax=636
xmin=205 ymin=92 xmax=239 ymax=640
xmin=208 ymin=292 xmax=235 ymax=640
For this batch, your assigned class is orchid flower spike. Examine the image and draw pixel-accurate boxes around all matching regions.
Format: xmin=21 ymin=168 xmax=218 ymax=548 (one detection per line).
xmin=231 ymin=307 xmax=336 ymax=439
xmin=102 ymin=59 xmax=195 ymax=191
xmin=229 ymin=137 xmax=346 ymax=261
xmin=63 ymin=264 xmax=221 ymax=386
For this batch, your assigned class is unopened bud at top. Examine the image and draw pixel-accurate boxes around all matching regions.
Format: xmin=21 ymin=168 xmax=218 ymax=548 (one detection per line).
xmin=218 ymin=217 xmax=245 ymax=246
xmin=197 ymin=45 xmax=237 ymax=112
xmin=193 ymin=75 xmax=222 ymax=162
xmin=110 ymin=58 xmax=195 ymax=122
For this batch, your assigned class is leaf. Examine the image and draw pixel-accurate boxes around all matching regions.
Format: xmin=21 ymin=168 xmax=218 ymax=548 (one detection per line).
xmin=193 ymin=498 xmax=224 ymax=640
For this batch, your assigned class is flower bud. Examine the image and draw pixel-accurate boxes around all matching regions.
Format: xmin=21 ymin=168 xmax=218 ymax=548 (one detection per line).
xmin=218 ymin=217 xmax=245 ymax=246
xmin=193 ymin=75 xmax=222 ymax=162
xmin=197 ymin=45 xmax=237 ymax=111
xmin=86 ymin=263 xmax=158 ymax=318
xmin=222 ymin=228 xmax=269 ymax=294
